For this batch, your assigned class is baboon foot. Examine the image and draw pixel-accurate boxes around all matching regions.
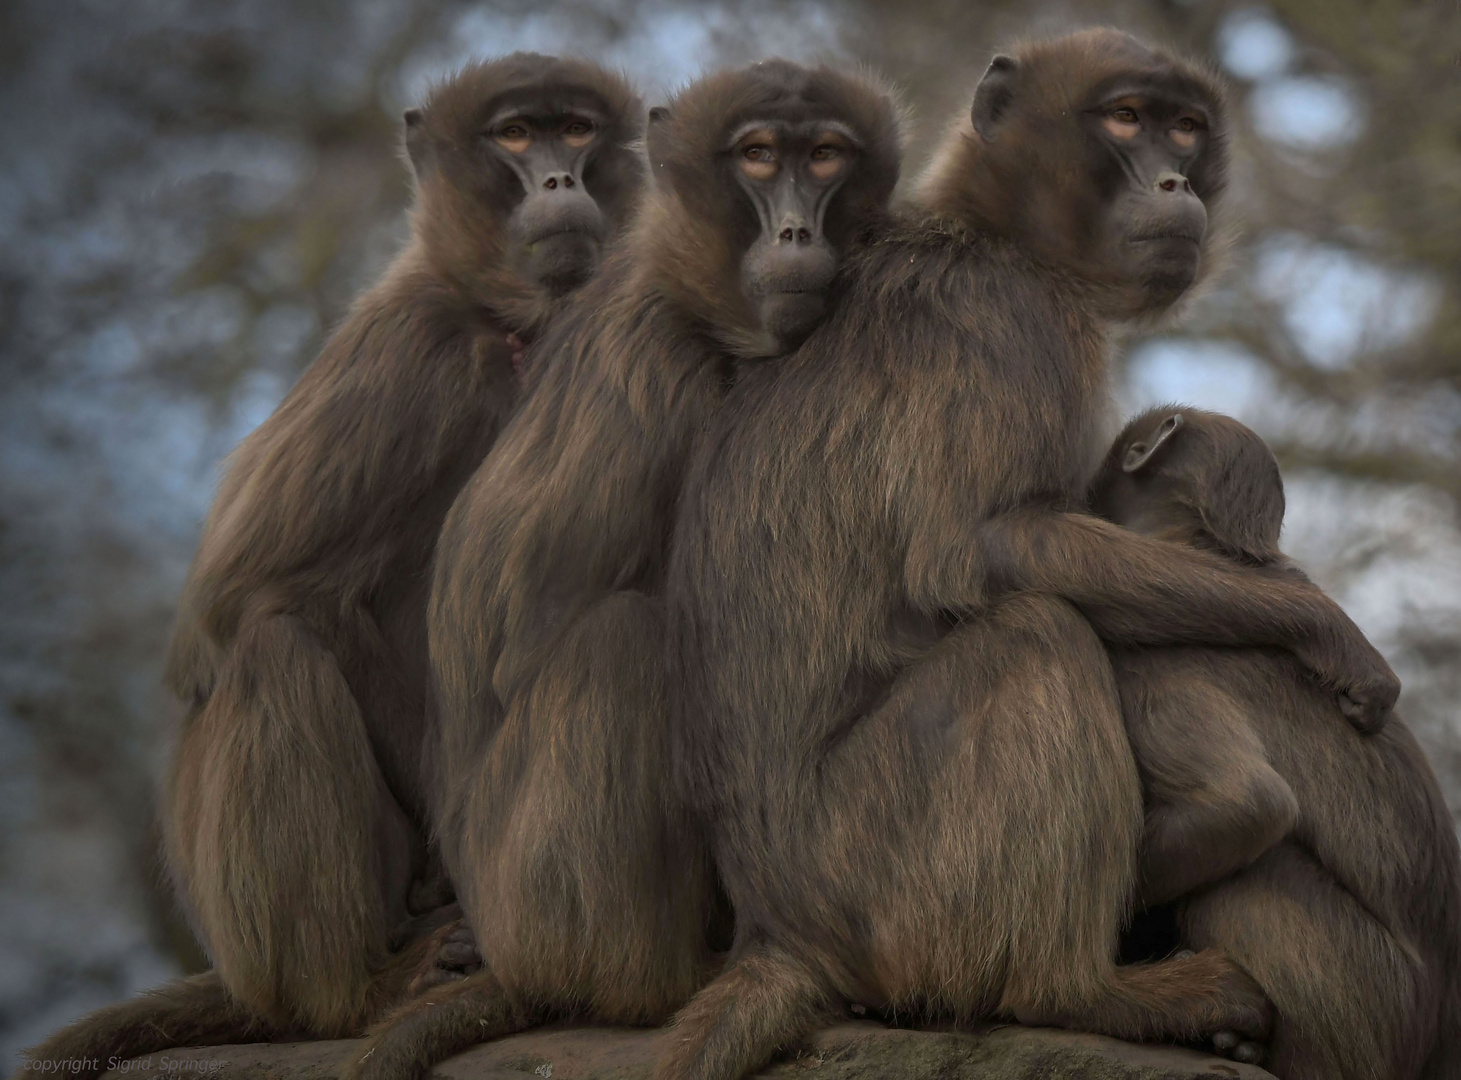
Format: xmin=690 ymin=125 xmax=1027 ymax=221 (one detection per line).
xmin=407 ymin=918 xmax=482 ymax=995
xmin=1212 ymin=1028 xmax=1265 ymax=1065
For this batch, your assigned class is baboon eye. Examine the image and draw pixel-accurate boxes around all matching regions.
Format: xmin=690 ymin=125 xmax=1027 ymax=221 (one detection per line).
xmin=562 ymin=119 xmax=596 ymax=147
xmin=1102 ymin=107 xmax=1141 ymax=139
xmin=739 ymin=144 xmax=778 ymax=180
xmin=1170 ymin=116 xmax=1201 ymax=149
xmin=808 ymin=142 xmax=847 ymax=180
xmin=494 ymin=122 xmax=531 ymax=152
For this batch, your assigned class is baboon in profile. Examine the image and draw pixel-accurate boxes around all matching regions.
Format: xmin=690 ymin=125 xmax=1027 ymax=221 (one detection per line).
xmin=345 ymin=61 xmax=904 ymax=1080
xmin=657 ymin=29 xmax=1399 ymax=1080
xmin=1094 ymin=407 xmax=1461 ymax=1079
xmin=19 ymin=55 xmax=645 ymax=1077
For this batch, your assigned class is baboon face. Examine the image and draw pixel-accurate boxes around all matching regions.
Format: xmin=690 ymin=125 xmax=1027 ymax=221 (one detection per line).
xmin=645 ymin=60 xmax=902 ymax=357
xmin=726 ymin=117 xmax=859 ymax=347
xmin=1081 ymin=76 xmax=1216 ymax=308
xmin=955 ymin=29 xmax=1229 ymax=318
xmin=477 ymin=90 xmax=614 ymax=292
xmin=405 ymin=55 xmax=644 ymax=297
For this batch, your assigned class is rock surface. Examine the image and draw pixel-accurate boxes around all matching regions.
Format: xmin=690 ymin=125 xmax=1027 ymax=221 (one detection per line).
xmin=101 ymin=1022 xmax=1275 ymax=1079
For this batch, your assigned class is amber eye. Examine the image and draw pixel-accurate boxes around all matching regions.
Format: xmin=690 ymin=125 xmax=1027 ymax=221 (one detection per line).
xmin=739 ymin=143 xmax=778 ymax=180
xmin=1171 ymin=116 xmax=1201 ymax=149
xmin=808 ymin=143 xmax=846 ymax=181
xmin=562 ymin=119 xmax=596 ymax=147
xmin=494 ymin=122 xmax=531 ymax=152
xmin=1102 ymin=106 xmax=1141 ymax=140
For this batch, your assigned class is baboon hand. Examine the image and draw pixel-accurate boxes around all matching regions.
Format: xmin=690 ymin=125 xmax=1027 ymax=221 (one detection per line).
xmin=407 ymin=919 xmax=483 ymax=996
xmin=1297 ymin=605 xmax=1399 ymax=734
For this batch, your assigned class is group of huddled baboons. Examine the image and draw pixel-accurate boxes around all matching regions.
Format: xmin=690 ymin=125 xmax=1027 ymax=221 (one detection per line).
xmin=21 ymin=26 xmax=1461 ymax=1080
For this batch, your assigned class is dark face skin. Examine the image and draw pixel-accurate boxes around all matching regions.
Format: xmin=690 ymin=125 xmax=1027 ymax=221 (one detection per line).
xmin=962 ymin=39 xmax=1225 ymax=319
xmin=728 ymin=120 xmax=858 ymax=348
xmin=484 ymin=93 xmax=612 ymax=293
xmin=1083 ymin=82 xmax=1212 ymax=306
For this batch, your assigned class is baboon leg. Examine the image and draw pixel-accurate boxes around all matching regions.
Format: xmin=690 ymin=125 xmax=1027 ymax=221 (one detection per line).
xmin=654 ymin=943 xmax=830 ymax=1080
xmin=1139 ymin=770 xmax=1297 ymax=909
xmin=871 ymin=595 xmax=1271 ymax=1044
xmin=1182 ymin=844 xmax=1428 ymax=1080
xmin=1122 ymin=674 xmax=1298 ymax=908
xmin=457 ymin=591 xmax=713 ymax=1019
xmin=167 ymin=613 xmax=415 ymax=1034
xmin=348 ymin=970 xmax=527 ymax=1080
xmin=18 ymin=973 xmax=276 ymax=1080
xmin=1008 ymin=949 xmax=1271 ymax=1045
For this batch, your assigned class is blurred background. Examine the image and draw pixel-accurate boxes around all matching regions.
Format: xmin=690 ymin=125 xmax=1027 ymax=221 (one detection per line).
xmin=1 ymin=0 xmax=1458 ymax=1066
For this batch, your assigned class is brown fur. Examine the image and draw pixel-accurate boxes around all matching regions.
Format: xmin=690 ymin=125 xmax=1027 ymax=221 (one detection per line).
xmin=657 ymin=30 xmax=1397 ymax=1080
xmin=1093 ymin=407 xmax=1461 ymax=1080
xmin=18 ymin=55 xmax=645 ymax=1080
xmin=348 ymin=62 xmax=904 ymax=1080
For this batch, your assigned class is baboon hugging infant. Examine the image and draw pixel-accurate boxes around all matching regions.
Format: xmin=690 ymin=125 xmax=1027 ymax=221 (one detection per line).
xmin=20 ymin=26 xmax=1461 ymax=1080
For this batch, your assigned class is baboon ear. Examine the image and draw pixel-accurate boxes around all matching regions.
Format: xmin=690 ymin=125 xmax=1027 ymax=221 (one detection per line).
xmin=403 ymin=108 xmax=433 ymax=179
xmin=971 ymin=55 xmax=1018 ymax=141
xmin=1122 ymin=412 xmax=1184 ymax=473
xmin=648 ymin=105 xmax=670 ymax=125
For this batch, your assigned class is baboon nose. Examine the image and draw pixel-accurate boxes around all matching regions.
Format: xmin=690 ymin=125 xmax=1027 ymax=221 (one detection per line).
xmin=542 ymin=173 xmax=576 ymax=191
xmin=1155 ymin=170 xmax=1192 ymax=195
xmin=777 ymin=221 xmax=814 ymax=244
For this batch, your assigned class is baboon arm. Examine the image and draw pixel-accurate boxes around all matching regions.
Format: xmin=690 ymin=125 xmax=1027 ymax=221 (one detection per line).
xmin=976 ymin=509 xmax=1398 ymax=732
xmin=201 ymin=324 xmax=507 ymax=623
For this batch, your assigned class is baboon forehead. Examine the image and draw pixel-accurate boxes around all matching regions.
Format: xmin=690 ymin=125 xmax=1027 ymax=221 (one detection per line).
xmin=1118 ymin=407 xmax=1275 ymax=475
xmin=1013 ymin=29 xmax=1224 ymax=116
xmin=656 ymin=61 xmax=901 ymax=175
xmin=424 ymin=53 xmax=639 ymax=132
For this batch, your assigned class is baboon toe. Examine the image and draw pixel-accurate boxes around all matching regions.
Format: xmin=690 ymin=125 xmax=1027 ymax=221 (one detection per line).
xmin=1213 ymin=1029 xmax=1265 ymax=1065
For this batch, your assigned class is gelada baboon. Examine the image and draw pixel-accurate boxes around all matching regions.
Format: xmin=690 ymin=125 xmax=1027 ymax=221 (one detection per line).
xmin=18 ymin=54 xmax=645 ymax=1077
xmin=658 ymin=29 xmax=1399 ymax=1080
xmin=1093 ymin=407 xmax=1461 ymax=1079
xmin=345 ymin=61 xmax=903 ymax=1080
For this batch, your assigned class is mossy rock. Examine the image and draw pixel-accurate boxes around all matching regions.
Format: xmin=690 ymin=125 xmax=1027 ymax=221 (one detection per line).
xmin=103 ymin=1021 xmax=1274 ymax=1080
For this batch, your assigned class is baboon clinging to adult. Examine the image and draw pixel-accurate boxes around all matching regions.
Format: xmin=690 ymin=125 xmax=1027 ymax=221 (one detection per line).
xmin=347 ymin=61 xmax=904 ymax=1080
xmin=1094 ymin=407 xmax=1461 ymax=1079
xmin=658 ymin=29 xmax=1399 ymax=1080
xmin=20 ymin=55 xmax=646 ymax=1077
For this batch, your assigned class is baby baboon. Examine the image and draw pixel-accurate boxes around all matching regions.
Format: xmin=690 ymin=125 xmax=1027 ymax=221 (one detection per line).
xmin=658 ymin=29 xmax=1397 ymax=1080
xmin=19 ymin=55 xmax=645 ymax=1078
xmin=1095 ymin=407 xmax=1461 ymax=1079
xmin=347 ymin=60 xmax=904 ymax=1080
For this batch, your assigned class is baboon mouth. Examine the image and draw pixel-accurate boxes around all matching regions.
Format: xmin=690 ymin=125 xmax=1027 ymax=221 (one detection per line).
xmin=527 ymin=226 xmax=597 ymax=245
xmin=1128 ymin=233 xmax=1201 ymax=246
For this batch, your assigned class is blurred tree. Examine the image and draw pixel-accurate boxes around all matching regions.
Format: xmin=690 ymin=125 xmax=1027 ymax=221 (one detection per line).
xmin=0 ymin=0 xmax=1456 ymax=1066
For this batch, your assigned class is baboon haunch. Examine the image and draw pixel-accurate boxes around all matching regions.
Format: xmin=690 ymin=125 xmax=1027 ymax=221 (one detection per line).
xmin=345 ymin=60 xmax=905 ymax=1080
xmin=19 ymin=55 xmax=645 ymax=1078
xmin=1094 ymin=407 xmax=1461 ymax=1079
xmin=658 ymin=29 xmax=1398 ymax=1080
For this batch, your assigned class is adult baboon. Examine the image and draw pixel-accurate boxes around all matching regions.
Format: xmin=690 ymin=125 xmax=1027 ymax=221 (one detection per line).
xmin=658 ymin=29 xmax=1399 ymax=1080
xmin=346 ymin=61 xmax=904 ymax=1080
xmin=1094 ymin=407 xmax=1461 ymax=1079
xmin=19 ymin=55 xmax=645 ymax=1077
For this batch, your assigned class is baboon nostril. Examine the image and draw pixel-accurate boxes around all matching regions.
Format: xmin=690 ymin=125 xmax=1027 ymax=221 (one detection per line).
xmin=564 ymin=176 xmax=575 ymax=188
xmin=798 ymin=227 xmax=811 ymax=241
xmin=1160 ymin=178 xmax=1177 ymax=192
xmin=545 ymin=177 xmax=558 ymax=190
xmin=780 ymin=227 xmax=795 ymax=241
